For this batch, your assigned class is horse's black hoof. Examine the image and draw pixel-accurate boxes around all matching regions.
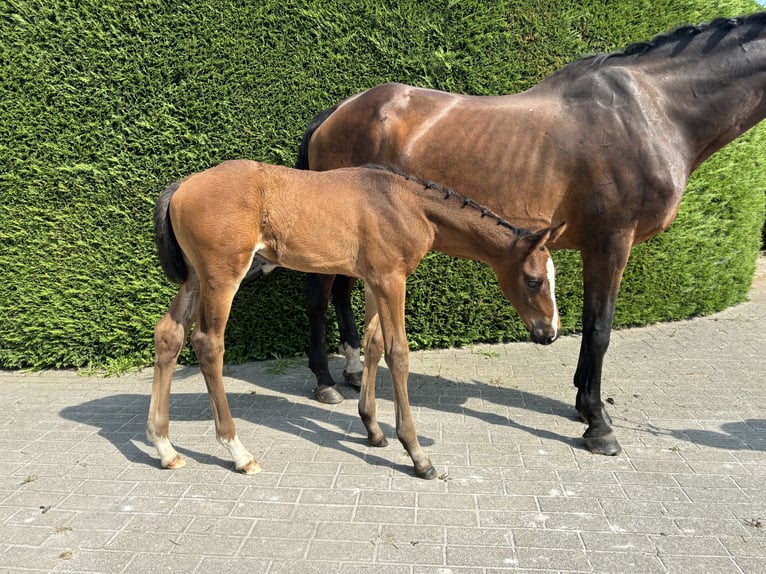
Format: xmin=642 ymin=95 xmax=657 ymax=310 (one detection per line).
xmin=343 ymin=370 xmax=363 ymax=389
xmin=583 ymin=432 xmax=622 ymax=456
xmin=416 ymin=465 xmax=438 ymax=480
xmin=369 ymin=436 xmax=389 ymax=448
xmin=314 ymin=385 xmax=344 ymax=404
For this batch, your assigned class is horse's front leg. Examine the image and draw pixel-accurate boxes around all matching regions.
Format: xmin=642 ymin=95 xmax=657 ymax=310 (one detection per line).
xmin=574 ymin=242 xmax=631 ymax=456
xmin=305 ymin=273 xmax=345 ymax=404
xmin=333 ymin=275 xmax=363 ymax=389
xmin=192 ymin=284 xmax=261 ymax=474
xmin=148 ymin=280 xmax=199 ymax=470
xmin=359 ymin=285 xmax=387 ymax=447
xmin=373 ymin=280 xmax=436 ymax=480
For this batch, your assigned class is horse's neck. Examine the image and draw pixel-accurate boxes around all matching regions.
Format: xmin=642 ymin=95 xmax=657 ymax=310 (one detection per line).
xmin=628 ymin=23 xmax=766 ymax=170
xmin=545 ymin=17 xmax=766 ymax=173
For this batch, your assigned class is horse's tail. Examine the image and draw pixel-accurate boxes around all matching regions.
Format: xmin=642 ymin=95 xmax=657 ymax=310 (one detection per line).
xmin=153 ymin=180 xmax=188 ymax=283
xmin=295 ymin=103 xmax=340 ymax=170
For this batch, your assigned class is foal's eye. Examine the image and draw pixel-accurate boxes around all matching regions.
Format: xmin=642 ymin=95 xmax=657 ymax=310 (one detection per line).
xmin=526 ymin=278 xmax=542 ymax=290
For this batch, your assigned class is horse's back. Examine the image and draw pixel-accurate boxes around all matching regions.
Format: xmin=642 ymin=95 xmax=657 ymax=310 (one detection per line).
xmin=308 ymin=77 xmax=692 ymax=249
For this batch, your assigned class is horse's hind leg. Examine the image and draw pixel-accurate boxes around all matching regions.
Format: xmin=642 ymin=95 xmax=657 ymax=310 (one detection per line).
xmin=192 ymin=282 xmax=261 ymax=474
xmin=306 ymin=273 xmax=345 ymax=404
xmin=147 ymin=280 xmax=199 ymax=470
xmin=359 ymin=285 xmax=387 ymax=447
xmin=333 ymin=275 xmax=363 ymax=389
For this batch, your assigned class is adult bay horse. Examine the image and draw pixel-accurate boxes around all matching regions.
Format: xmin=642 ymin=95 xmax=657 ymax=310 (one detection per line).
xmin=297 ymin=12 xmax=766 ymax=455
xmin=149 ymin=159 xmax=565 ymax=477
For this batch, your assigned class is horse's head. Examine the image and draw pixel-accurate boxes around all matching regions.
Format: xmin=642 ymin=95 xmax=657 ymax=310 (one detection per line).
xmin=495 ymin=222 xmax=567 ymax=345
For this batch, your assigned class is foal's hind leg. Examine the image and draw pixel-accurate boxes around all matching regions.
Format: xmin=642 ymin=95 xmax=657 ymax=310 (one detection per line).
xmin=305 ymin=273 xmax=345 ymax=404
xmin=148 ymin=280 xmax=199 ymax=470
xmin=192 ymin=282 xmax=261 ymax=474
xmin=358 ymin=286 xmax=387 ymax=447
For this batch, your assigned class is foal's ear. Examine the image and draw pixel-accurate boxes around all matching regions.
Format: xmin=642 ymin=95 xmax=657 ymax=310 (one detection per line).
xmin=527 ymin=222 xmax=567 ymax=254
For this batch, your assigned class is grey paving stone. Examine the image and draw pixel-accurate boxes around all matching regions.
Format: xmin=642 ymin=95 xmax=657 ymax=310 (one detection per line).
xmin=0 ymin=256 xmax=763 ymax=573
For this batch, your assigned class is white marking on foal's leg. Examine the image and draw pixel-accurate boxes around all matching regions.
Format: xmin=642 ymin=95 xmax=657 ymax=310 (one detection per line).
xmin=339 ymin=342 xmax=363 ymax=374
xmin=218 ymin=434 xmax=262 ymax=475
xmin=146 ymin=429 xmax=185 ymax=469
xmin=546 ymin=257 xmax=559 ymax=340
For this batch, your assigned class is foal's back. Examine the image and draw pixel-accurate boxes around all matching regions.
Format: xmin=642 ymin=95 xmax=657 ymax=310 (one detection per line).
xmin=171 ymin=160 xmax=434 ymax=279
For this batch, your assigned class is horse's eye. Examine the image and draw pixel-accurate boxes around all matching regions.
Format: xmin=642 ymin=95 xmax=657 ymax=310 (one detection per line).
xmin=526 ymin=279 xmax=542 ymax=290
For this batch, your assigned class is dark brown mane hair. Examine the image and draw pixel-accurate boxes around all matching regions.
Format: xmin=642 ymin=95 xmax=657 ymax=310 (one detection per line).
xmin=362 ymin=163 xmax=529 ymax=237
xmin=566 ymin=11 xmax=766 ymax=69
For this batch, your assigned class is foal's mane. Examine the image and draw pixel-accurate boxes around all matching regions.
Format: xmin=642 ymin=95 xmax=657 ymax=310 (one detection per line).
xmin=565 ymin=11 xmax=766 ymax=69
xmin=363 ymin=164 xmax=529 ymax=237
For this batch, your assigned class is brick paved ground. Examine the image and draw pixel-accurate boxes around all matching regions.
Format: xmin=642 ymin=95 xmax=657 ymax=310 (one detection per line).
xmin=1 ymin=256 xmax=764 ymax=573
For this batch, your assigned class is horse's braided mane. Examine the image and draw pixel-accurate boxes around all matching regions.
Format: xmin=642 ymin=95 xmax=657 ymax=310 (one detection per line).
xmin=578 ymin=11 xmax=765 ymax=67
xmin=362 ymin=164 xmax=529 ymax=237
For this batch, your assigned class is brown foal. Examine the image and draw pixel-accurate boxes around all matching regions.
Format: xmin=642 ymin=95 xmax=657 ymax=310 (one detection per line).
xmin=149 ymin=160 xmax=565 ymax=477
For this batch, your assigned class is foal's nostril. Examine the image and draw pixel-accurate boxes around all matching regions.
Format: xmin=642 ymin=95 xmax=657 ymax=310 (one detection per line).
xmin=531 ymin=326 xmax=558 ymax=345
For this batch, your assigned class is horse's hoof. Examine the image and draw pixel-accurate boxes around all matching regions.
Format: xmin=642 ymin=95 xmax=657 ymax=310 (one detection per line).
xmin=370 ymin=436 xmax=389 ymax=448
xmin=416 ymin=465 xmax=438 ymax=480
xmin=238 ymin=460 xmax=263 ymax=475
xmin=162 ymin=455 xmax=186 ymax=470
xmin=314 ymin=385 xmax=344 ymax=404
xmin=583 ymin=432 xmax=622 ymax=456
xmin=343 ymin=370 xmax=363 ymax=389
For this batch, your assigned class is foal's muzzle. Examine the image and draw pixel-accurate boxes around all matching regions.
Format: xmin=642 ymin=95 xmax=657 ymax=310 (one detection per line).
xmin=530 ymin=323 xmax=558 ymax=345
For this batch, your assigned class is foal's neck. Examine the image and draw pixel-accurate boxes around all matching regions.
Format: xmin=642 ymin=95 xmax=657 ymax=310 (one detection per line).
xmin=394 ymin=173 xmax=524 ymax=265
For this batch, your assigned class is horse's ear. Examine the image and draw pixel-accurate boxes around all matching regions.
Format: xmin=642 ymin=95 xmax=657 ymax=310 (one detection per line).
xmin=526 ymin=222 xmax=567 ymax=254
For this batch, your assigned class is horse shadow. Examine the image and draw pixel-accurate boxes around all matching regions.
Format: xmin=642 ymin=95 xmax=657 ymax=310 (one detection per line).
xmin=57 ymin=357 xmax=584 ymax=475
xmin=639 ymin=419 xmax=766 ymax=452
xmin=58 ymin=358 xmax=766 ymax=474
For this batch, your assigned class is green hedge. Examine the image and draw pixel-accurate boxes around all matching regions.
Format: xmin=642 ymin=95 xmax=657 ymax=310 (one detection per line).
xmin=1 ymin=0 xmax=764 ymax=370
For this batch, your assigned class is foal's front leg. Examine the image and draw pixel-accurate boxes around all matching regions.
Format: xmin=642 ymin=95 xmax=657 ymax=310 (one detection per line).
xmin=372 ymin=280 xmax=436 ymax=480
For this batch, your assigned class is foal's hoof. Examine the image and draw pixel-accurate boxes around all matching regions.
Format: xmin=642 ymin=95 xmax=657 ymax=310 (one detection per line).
xmin=343 ymin=370 xmax=363 ymax=389
xmin=416 ymin=465 xmax=438 ymax=480
xmin=583 ymin=432 xmax=622 ymax=456
xmin=369 ymin=436 xmax=389 ymax=448
xmin=314 ymin=385 xmax=344 ymax=404
xmin=238 ymin=460 xmax=263 ymax=475
xmin=162 ymin=455 xmax=186 ymax=470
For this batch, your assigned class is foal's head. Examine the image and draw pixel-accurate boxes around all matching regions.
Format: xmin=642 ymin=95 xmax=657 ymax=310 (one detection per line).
xmin=495 ymin=223 xmax=567 ymax=345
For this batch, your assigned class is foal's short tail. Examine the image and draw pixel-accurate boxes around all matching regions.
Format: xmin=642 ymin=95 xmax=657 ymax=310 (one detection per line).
xmin=153 ymin=180 xmax=187 ymax=283
xmin=295 ymin=103 xmax=339 ymax=170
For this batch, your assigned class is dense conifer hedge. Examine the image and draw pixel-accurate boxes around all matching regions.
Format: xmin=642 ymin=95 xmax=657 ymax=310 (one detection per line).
xmin=1 ymin=0 xmax=764 ymax=370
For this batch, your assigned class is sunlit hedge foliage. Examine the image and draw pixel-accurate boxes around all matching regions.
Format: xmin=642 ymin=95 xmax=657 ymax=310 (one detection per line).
xmin=1 ymin=0 xmax=763 ymax=369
